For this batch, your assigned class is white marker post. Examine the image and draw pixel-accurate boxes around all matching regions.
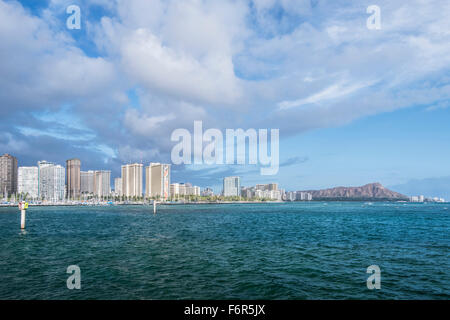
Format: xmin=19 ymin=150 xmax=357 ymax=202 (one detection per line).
xmin=19 ymin=201 xmax=28 ymax=229
xmin=153 ymin=201 xmax=157 ymax=214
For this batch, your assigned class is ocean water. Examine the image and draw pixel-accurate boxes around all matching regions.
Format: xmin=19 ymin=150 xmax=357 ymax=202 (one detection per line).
xmin=0 ymin=202 xmax=448 ymax=300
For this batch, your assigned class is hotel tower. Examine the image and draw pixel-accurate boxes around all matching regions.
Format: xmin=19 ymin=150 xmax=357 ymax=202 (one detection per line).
xmin=145 ymin=163 xmax=171 ymax=200
xmin=66 ymin=158 xmax=81 ymax=199
xmin=121 ymin=164 xmax=143 ymax=198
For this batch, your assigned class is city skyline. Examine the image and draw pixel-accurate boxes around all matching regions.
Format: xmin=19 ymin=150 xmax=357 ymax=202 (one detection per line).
xmin=2 ymin=152 xmax=448 ymax=200
xmin=1 ymin=152 xmax=446 ymax=204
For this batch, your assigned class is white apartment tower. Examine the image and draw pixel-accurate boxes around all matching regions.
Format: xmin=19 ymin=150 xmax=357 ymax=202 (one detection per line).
xmin=114 ymin=177 xmax=122 ymax=196
xmin=94 ymin=170 xmax=111 ymax=197
xmin=18 ymin=166 xmax=39 ymax=199
xmin=121 ymin=164 xmax=143 ymax=198
xmin=145 ymin=163 xmax=171 ymax=200
xmin=38 ymin=161 xmax=65 ymax=202
xmin=223 ymin=176 xmax=241 ymax=197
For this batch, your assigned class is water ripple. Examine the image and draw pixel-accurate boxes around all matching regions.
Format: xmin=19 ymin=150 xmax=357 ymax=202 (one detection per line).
xmin=0 ymin=202 xmax=448 ymax=299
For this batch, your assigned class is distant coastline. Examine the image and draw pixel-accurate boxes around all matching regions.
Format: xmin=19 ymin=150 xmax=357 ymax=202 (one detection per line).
xmin=1 ymin=182 xmax=445 ymax=208
xmin=2 ymin=199 xmax=447 ymax=208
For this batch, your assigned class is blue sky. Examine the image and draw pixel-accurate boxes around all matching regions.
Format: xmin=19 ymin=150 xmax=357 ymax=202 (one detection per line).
xmin=1 ymin=0 xmax=449 ymax=198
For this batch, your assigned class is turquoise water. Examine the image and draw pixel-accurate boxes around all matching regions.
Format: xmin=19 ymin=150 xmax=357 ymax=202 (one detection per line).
xmin=0 ymin=202 xmax=448 ymax=299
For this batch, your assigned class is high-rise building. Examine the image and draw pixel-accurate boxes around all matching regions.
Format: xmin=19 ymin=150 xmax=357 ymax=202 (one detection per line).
xmin=66 ymin=159 xmax=81 ymax=199
xmin=18 ymin=166 xmax=39 ymax=199
xmin=223 ymin=176 xmax=240 ymax=197
xmin=121 ymin=164 xmax=143 ymax=198
xmin=145 ymin=163 xmax=171 ymax=200
xmin=93 ymin=170 xmax=111 ymax=197
xmin=0 ymin=154 xmax=18 ymax=198
xmin=81 ymin=170 xmax=95 ymax=194
xmin=114 ymin=177 xmax=122 ymax=196
xmin=38 ymin=161 xmax=65 ymax=202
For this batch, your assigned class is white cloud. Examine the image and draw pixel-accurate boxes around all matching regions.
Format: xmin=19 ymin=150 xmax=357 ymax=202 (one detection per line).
xmin=118 ymin=27 xmax=241 ymax=104
xmin=94 ymin=0 xmax=247 ymax=106
xmin=0 ymin=133 xmax=29 ymax=153
xmin=277 ymin=80 xmax=374 ymax=110
xmin=0 ymin=0 xmax=123 ymax=113
xmin=124 ymin=109 xmax=176 ymax=136
xmin=1 ymin=0 xmax=450 ymax=170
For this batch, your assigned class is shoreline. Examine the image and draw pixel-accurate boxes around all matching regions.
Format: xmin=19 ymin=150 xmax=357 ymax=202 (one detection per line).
xmin=0 ymin=200 xmax=446 ymax=208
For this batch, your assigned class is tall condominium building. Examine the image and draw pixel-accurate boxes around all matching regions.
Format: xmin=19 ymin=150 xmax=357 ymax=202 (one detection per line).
xmin=223 ymin=176 xmax=240 ymax=197
xmin=121 ymin=164 xmax=143 ymax=198
xmin=18 ymin=166 xmax=39 ymax=199
xmin=114 ymin=177 xmax=122 ymax=196
xmin=93 ymin=170 xmax=111 ymax=197
xmin=66 ymin=158 xmax=81 ymax=199
xmin=80 ymin=170 xmax=95 ymax=194
xmin=145 ymin=163 xmax=171 ymax=200
xmin=0 ymin=154 xmax=18 ymax=197
xmin=38 ymin=161 xmax=65 ymax=202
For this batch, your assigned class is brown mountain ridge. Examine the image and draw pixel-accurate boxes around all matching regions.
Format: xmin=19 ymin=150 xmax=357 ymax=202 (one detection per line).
xmin=304 ymin=183 xmax=408 ymax=201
